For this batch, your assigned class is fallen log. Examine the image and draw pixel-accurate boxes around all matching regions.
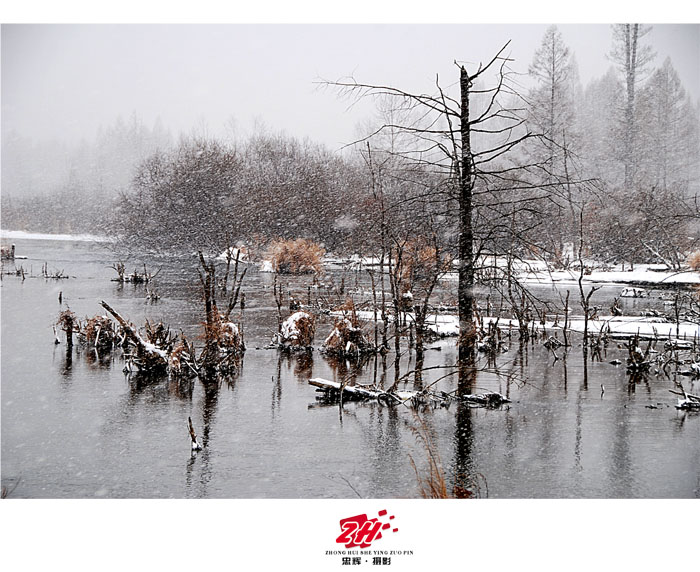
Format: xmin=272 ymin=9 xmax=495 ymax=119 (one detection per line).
xmin=669 ymin=380 xmax=700 ymax=410
xmin=309 ymin=378 xmax=510 ymax=408
xmin=669 ymin=386 xmax=700 ymax=409
xmin=668 ymin=389 xmax=700 ymax=401
xmin=100 ymin=300 xmax=168 ymax=372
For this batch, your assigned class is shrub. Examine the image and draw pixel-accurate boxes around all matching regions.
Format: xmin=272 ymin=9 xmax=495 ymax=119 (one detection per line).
xmin=688 ymin=250 xmax=700 ymax=271
xmin=278 ymin=311 xmax=316 ymax=348
xmin=83 ymin=315 xmax=116 ymax=349
xmin=322 ymin=299 xmax=374 ymax=356
xmin=267 ymin=238 xmax=325 ymax=274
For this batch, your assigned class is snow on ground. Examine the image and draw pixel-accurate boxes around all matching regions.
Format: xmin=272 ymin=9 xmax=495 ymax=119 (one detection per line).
xmin=331 ymin=309 xmax=700 ymax=341
xmin=0 ymin=229 xmax=109 ymax=242
xmin=323 ymin=254 xmax=382 ymax=268
xmin=482 ymin=314 xmax=700 ymax=341
xmin=215 ymin=247 xmax=248 ymax=263
xmin=440 ymin=262 xmax=700 ymax=286
xmin=323 ymin=253 xmax=700 ymax=286
xmin=330 ymin=309 xmax=460 ymax=337
xmin=517 ymin=265 xmax=700 ymax=286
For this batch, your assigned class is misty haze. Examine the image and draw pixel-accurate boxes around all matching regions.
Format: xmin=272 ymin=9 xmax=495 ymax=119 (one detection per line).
xmin=1 ymin=23 xmax=700 ymax=500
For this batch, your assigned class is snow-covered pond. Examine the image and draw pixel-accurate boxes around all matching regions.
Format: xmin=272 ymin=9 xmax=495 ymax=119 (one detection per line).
xmin=1 ymin=236 xmax=699 ymax=498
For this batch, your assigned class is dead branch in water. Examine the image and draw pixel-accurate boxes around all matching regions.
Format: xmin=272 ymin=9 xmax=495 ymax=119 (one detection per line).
xmin=100 ymin=300 xmax=168 ymax=373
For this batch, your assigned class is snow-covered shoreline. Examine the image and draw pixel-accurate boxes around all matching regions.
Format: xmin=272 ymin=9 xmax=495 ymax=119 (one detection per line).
xmin=514 ymin=266 xmax=700 ymax=286
xmin=0 ymin=229 xmax=109 ymax=243
xmin=331 ymin=309 xmax=700 ymax=341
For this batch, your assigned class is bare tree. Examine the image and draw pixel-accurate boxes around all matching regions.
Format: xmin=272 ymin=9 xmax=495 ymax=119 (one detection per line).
xmin=325 ymin=42 xmax=540 ymax=389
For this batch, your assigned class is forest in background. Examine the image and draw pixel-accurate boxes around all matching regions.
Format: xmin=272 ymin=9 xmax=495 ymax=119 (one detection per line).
xmin=2 ymin=25 xmax=699 ymax=269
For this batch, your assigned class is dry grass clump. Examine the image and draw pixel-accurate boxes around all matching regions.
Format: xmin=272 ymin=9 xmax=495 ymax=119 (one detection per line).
xmin=323 ymin=318 xmax=373 ymax=356
xmin=408 ymin=414 xmax=487 ymax=499
xmin=323 ymin=299 xmax=373 ymax=356
xmin=57 ymin=309 xmax=77 ymax=329
xmin=688 ymin=250 xmax=700 ymax=272
xmin=144 ymin=320 xmax=176 ymax=354
xmin=168 ymin=337 xmax=198 ymax=376
xmin=267 ymin=238 xmax=325 ymax=274
xmin=83 ymin=315 xmax=116 ymax=348
xmin=278 ymin=311 xmax=316 ymax=348
xmin=200 ymin=315 xmax=245 ymax=355
xmin=397 ymin=240 xmax=451 ymax=286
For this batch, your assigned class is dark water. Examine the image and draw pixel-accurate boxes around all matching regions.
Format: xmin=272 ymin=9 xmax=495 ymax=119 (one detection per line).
xmin=2 ymin=237 xmax=699 ymax=498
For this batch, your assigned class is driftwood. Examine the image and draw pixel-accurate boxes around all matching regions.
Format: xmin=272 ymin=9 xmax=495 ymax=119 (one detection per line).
xmin=670 ymin=385 xmax=700 ymax=410
xmin=309 ymin=377 xmax=510 ymax=408
xmin=100 ymin=300 xmax=168 ymax=372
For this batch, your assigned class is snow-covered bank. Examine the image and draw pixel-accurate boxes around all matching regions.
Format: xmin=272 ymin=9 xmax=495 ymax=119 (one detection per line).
xmin=517 ymin=265 xmax=700 ymax=286
xmin=329 ymin=309 xmax=460 ymax=337
xmin=330 ymin=308 xmax=700 ymax=341
xmin=481 ymin=315 xmax=700 ymax=341
xmin=0 ymin=229 xmax=109 ymax=243
xmin=322 ymin=253 xmax=700 ymax=287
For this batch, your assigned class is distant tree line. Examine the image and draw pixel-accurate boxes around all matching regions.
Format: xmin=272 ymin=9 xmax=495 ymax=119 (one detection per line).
xmin=1 ymin=113 xmax=172 ymax=234
xmin=3 ymin=25 xmax=699 ymax=270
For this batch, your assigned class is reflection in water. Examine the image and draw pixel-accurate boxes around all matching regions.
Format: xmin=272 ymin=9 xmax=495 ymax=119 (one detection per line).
xmin=200 ymin=383 xmax=219 ymax=448
xmin=367 ymin=404 xmax=401 ymax=497
xmin=85 ymin=346 xmax=114 ymax=369
xmin=574 ymin=386 xmax=583 ymax=473
xmin=452 ymin=401 xmax=475 ymax=497
xmin=609 ymin=390 xmax=634 ymax=496
xmin=280 ymin=351 xmax=313 ymax=383
xmin=186 ymin=376 xmax=227 ymax=498
xmin=3 ymin=237 xmax=700 ymax=499
xmin=324 ymin=352 xmax=372 ymax=385
xmin=272 ymin=355 xmax=283 ymax=419
xmin=59 ymin=344 xmax=73 ymax=385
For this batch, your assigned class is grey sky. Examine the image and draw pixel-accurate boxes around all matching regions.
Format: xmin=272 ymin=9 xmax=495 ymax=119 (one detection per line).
xmin=2 ymin=23 xmax=699 ymax=151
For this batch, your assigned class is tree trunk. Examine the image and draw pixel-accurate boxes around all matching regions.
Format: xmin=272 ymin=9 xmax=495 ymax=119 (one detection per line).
xmin=458 ymin=66 xmax=476 ymax=391
xmin=623 ymin=24 xmax=639 ymax=188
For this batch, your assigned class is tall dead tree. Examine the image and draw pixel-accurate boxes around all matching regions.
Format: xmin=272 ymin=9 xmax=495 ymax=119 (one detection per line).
xmin=326 ymin=43 xmax=538 ymax=390
xmin=458 ymin=64 xmax=477 ymax=375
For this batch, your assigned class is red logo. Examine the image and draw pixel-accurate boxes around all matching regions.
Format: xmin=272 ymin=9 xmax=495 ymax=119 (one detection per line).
xmin=335 ymin=510 xmax=398 ymax=548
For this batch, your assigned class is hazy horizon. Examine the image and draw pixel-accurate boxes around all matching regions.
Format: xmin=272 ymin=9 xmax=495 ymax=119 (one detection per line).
xmin=2 ymin=23 xmax=699 ymax=151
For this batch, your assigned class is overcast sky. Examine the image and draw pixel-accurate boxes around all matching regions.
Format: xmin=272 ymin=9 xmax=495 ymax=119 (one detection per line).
xmin=2 ymin=23 xmax=699 ymax=151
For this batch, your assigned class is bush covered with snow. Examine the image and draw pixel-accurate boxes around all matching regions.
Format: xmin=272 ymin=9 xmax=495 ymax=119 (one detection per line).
xmin=277 ymin=311 xmax=315 ymax=349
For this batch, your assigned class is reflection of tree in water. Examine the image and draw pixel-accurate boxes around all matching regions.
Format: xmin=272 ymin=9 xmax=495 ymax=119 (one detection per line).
xmin=570 ymin=385 xmax=583 ymax=472
xmin=626 ymin=371 xmax=652 ymax=395
xmin=271 ymin=354 xmax=283 ymax=418
xmin=323 ymin=353 xmax=372 ymax=384
xmin=280 ymin=351 xmax=314 ymax=382
xmin=84 ymin=346 xmax=115 ymax=370
xmin=452 ymin=367 xmax=479 ymax=498
xmin=608 ymin=389 xmax=634 ymax=497
xmin=185 ymin=379 xmax=227 ymax=498
xmin=365 ymin=403 xmax=402 ymax=497
xmin=57 ymin=343 xmax=73 ymax=387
